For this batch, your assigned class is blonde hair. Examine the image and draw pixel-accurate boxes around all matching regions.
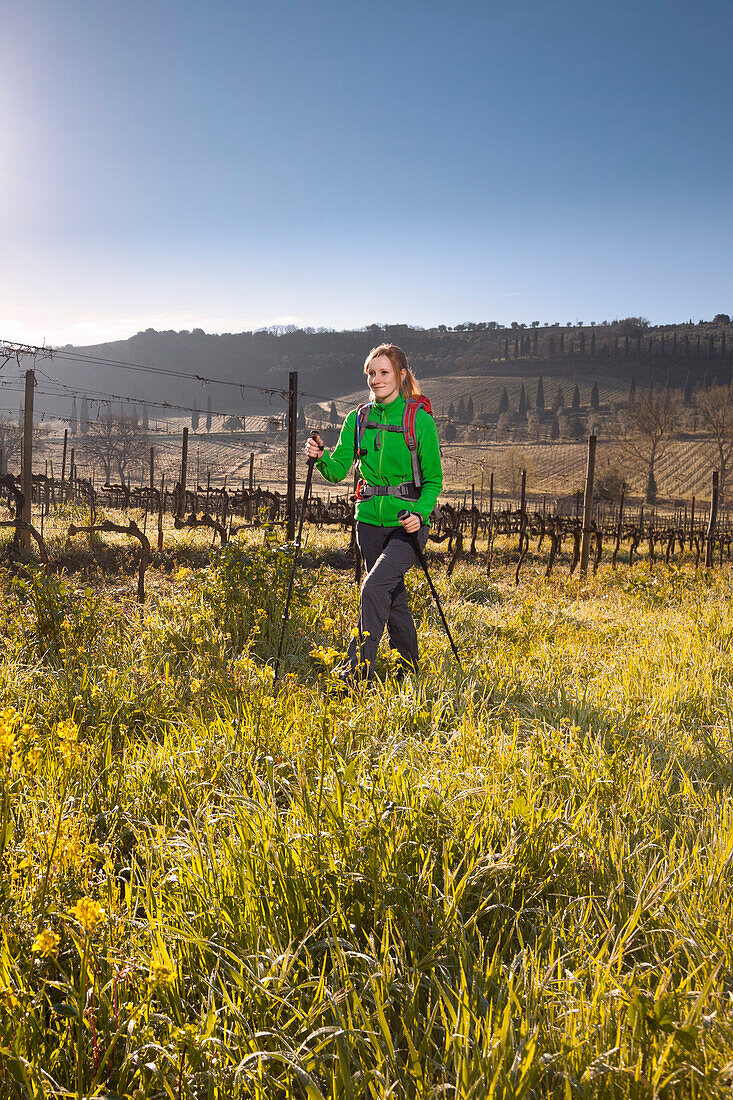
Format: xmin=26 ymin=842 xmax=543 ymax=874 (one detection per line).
xmin=364 ymin=343 xmax=421 ymax=398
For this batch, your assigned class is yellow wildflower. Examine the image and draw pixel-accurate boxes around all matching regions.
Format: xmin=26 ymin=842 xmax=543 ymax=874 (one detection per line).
xmin=56 ymin=719 xmax=79 ymax=746
xmin=149 ymin=959 xmax=176 ymax=988
xmin=0 ymin=708 xmax=19 ymax=765
xmin=56 ymin=719 xmax=79 ymax=764
xmin=310 ymin=646 xmax=341 ymax=666
xmin=69 ymin=897 xmax=106 ymax=932
xmin=32 ymin=928 xmax=60 ymax=957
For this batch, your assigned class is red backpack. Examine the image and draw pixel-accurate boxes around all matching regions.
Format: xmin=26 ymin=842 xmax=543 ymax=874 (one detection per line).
xmin=354 ymin=395 xmax=433 ymax=489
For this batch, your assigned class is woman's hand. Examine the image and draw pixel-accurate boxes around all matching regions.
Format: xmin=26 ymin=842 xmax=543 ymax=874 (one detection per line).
xmin=305 ymin=432 xmax=325 ymax=460
xmin=399 ymin=512 xmax=422 ymax=535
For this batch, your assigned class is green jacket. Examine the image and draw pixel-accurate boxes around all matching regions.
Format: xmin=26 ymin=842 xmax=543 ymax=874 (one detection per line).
xmin=316 ymin=395 xmax=443 ymax=527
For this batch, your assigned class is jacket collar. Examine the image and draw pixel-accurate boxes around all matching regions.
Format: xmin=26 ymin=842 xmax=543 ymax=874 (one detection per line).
xmin=371 ymin=393 xmax=406 ymax=416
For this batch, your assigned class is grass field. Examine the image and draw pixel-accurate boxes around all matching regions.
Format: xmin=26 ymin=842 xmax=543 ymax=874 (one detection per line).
xmin=2 ymin=519 xmax=733 ymax=1097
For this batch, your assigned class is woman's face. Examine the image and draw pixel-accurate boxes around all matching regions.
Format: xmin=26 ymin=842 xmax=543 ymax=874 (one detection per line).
xmin=366 ymin=355 xmax=405 ymax=404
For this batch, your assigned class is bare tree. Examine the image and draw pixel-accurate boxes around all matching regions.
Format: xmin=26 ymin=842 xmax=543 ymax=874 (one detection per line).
xmin=0 ymin=417 xmax=48 ymax=476
xmin=0 ymin=417 xmax=22 ymax=475
xmin=78 ymin=414 xmax=148 ymax=484
xmin=617 ymin=390 xmax=680 ymax=503
xmin=695 ymin=385 xmax=733 ymax=505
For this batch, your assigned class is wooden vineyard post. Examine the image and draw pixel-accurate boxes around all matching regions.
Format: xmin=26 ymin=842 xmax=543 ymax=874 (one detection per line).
xmin=486 ymin=470 xmax=494 ymax=577
xmin=611 ymin=484 xmax=625 ymax=567
xmin=690 ymin=496 xmax=696 ymax=551
xmin=579 ymin=434 xmax=597 ymax=576
xmin=158 ymin=474 xmax=165 ymax=551
xmin=705 ymin=470 xmax=719 ymax=568
xmin=249 ymin=451 xmax=255 ymax=492
xmin=177 ymin=427 xmax=188 ymax=518
xmin=515 ymin=469 xmax=527 ymax=584
xmin=286 ymin=371 xmax=298 ymax=542
xmin=19 ymin=369 xmax=35 ymax=551
xmin=149 ymin=446 xmax=155 ymax=492
xmin=61 ymin=428 xmax=68 ymax=503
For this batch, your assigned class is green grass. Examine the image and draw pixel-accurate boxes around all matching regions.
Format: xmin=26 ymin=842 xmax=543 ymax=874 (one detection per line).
xmin=2 ymin=526 xmax=733 ymax=1097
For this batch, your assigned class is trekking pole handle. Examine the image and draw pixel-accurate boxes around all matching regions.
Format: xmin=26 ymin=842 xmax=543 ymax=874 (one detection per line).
xmin=307 ymin=429 xmax=324 ymax=463
xmin=397 ymin=509 xmax=422 ymax=526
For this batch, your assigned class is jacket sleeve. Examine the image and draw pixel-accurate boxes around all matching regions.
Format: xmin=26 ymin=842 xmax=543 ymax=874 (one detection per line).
xmin=315 ymin=409 xmax=357 ymax=484
xmin=414 ymin=409 xmax=443 ymax=523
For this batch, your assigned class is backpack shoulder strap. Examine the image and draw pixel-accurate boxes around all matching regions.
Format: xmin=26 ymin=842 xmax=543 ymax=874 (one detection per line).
xmin=354 ymin=402 xmax=373 ymax=458
xmin=402 ymin=396 xmax=433 ymax=488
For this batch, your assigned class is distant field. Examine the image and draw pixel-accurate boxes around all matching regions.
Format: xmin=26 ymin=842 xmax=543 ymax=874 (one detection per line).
xmin=440 ymin=438 xmax=719 ymax=504
xmin=31 ymin=411 xmax=720 ymax=506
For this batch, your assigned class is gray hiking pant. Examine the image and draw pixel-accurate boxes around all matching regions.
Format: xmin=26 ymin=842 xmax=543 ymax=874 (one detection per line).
xmin=345 ymin=521 xmax=429 ymax=681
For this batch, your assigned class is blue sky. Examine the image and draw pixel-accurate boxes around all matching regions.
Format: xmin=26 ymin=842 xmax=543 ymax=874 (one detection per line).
xmin=2 ymin=0 xmax=732 ymax=345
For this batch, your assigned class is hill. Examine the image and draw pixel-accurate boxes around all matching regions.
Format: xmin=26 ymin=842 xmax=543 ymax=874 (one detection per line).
xmin=9 ymin=316 xmax=731 ymax=423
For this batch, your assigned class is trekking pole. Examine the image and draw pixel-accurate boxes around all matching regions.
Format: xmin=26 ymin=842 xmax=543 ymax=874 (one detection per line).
xmin=273 ymin=431 xmax=320 ymax=686
xmin=397 ymin=510 xmax=464 ymax=673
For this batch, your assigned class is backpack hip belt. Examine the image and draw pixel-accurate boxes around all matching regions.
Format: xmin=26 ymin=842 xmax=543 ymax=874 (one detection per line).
xmin=356 ymin=481 xmax=421 ymax=501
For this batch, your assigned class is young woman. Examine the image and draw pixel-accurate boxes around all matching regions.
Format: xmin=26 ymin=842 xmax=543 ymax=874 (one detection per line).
xmin=305 ymin=344 xmax=442 ymax=683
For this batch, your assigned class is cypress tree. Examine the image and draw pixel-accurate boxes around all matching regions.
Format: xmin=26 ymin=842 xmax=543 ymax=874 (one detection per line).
xmin=504 ymin=337 xmax=509 ymax=359
xmin=625 ymin=335 xmax=630 ymax=359
xmin=191 ymin=402 xmax=199 ymax=431
xmin=579 ymin=329 xmax=586 ymax=355
xmin=549 ymin=335 xmax=556 ymax=359
xmin=497 ymin=388 xmax=509 ymax=415
xmin=722 ymin=332 xmax=727 ymax=357
xmin=518 ymin=384 xmax=527 ymax=417
xmin=590 ymin=381 xmax=599 ymax=409
xmin=457 ymin=397 xmax=466 ymax=422
xmin=629 ymin=374 xmax=636 ymax=404
xmin=329 ymin=401 xmax=338 ymax=425
xmin=297 ymin=405 xmax=306 ymax=431
xmin=571 ymin=384 xmax=580 ymax=411
xmin=142 ymin=404 xmax=149 ymax=431
xmin=709 ymin=334 xmax=715 ymax=359
xmin=70 ymin=398 xmax=78 ymax=435
xmin=684 ymin=333 xmax=690 ymax=356
xmin=550 ymin=416 xmax=560 ymax=440
xmin=466 ymin=395 xmax=474 ymax=422
xmin=683 ymin=372 xmax=692 ymax=405
xmin=560 ymin=331 xmax=565 ymax=355
xmin=206 ymin=395 xmax=212 ymax=432
xmin=448 ymin=401 xmax=455 ymax=420
xmin=590 ymin=330 xmax=596 ymax=354
xmin=672 ymin=331 xmax=677 ymax=355
xmin=532 ymin=330 xmax=538 ymax=357
xmin=514 ymin=336 xmax=520 ymax=359
xmin=535 ymin=376 xmax=545 ymax=410
xmin=552 ymin=386 xmax=565 ymax=411
xmin=648 ymin=336 xmax=654 ymax=354
xmin=80 ymin=396 xmax=89 ymax=434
